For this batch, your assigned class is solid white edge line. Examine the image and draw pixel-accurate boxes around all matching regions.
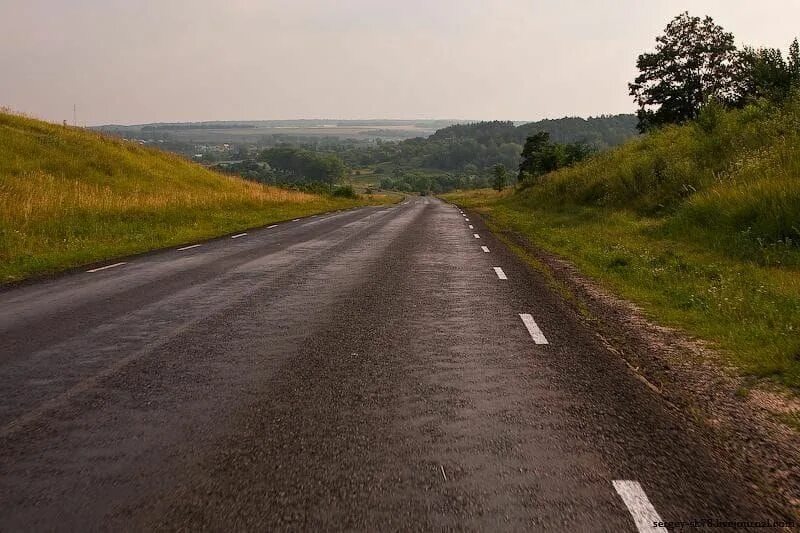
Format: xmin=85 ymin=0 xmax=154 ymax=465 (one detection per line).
xmin=231 ymin=233 xmax=247 ymax=239
xmin=177 ymin=244 xmax=201 ymax=251
xmin=473 ymin=233 xmax=480 ymax=239
xmin=292 ymin=218 xmax=300 ymax=221
xmin=86 ymin=262 xmax=126 ymax=273
xmin=519 ymin=313 xmax=549 ymax=344
xmin=612 ymin=481 xmax=665 ymax=533
xmin=481 ymin=246 xmax=490 ymax=253
xmin=493 ymin=267 xmax=508 ymax=280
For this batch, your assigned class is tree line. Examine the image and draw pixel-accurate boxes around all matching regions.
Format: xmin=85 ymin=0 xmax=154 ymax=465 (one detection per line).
xmin=337 ymin=114 xmax=637 ymax=174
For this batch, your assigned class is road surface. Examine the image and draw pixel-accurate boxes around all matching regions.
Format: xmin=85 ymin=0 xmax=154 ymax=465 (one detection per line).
xmin=0 ymin=198 xmax=785 ymax=531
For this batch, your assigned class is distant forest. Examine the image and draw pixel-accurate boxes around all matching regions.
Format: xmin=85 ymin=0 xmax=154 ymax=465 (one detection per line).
xmin=335 ymin=115 xmax=638 ymax=173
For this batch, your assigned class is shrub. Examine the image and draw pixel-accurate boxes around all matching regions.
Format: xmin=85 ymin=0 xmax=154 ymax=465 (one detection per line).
xmin=332 ymin=184 xmax=358 ymax=199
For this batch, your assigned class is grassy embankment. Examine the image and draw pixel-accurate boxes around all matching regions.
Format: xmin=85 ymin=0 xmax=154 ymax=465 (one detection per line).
xmin=443 ymin=98 xmax=800 ymax=390
xmin=0 ymin=112 xmax=396 ymax=284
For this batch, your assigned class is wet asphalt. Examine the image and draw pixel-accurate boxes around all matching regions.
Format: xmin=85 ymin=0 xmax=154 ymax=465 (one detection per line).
xmin=0 ymin=197 xmax=787 ymax=531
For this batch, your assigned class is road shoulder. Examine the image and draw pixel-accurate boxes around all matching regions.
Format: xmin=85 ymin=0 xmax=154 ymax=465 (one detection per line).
xmin=462 ymin=206 xmax=800 ymax=520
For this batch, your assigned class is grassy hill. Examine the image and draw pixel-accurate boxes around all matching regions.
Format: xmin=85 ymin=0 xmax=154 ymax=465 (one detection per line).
xmin=444 ymin=97 xmax=800 ymax=391
xmin=0 ymin=111 xmax=393 ymax=283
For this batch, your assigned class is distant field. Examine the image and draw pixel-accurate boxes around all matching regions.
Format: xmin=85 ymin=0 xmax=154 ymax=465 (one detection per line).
xmin=95 ymin=120 xmax=462 ymax=143
xmin=0 ymin=112 xmax=397 ymax=283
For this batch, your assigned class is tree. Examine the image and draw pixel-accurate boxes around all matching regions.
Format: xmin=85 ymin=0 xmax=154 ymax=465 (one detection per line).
xmin=518 ymin=132 xmax=561 ymax=181
xmin=492 ymin=164 xmax=508 ymax=192
xmin=564 ymin=142 xmax=594 ymax=166
xmin=629 ymin=13 xmax=741 ymax=131
xmin=790 ymin=39 xmax=800 ymax=80
xmin=259 ymin=147 xmax=346 ymax=190
xmin=738 ymin=39 xmax=800 ymax=104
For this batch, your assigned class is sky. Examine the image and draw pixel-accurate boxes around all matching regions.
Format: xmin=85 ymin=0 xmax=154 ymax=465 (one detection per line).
xmin=2 ymin=0 xmax=799 ymax=125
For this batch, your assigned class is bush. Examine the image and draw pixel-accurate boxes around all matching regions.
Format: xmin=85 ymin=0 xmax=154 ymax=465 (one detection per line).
xmin=332 ymin=184 xmax=358 ymax=198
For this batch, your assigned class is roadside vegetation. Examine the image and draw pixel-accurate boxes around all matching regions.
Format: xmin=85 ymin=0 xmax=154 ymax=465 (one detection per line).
xmin=445 ymin=13 xmax=800 ymax=390
xmin=0 ymin=111 xmax=395 ymax=284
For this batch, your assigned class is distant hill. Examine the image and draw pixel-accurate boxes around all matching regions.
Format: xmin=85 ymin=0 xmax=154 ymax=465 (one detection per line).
xmin=430 ymin=115 xmax=638 ymax=149
xmin=340 ymin=114 xmax=639 ymax=174
xmin=90 ymin=115 xmax=640 ymax=179
xmin=93 ymin=116 xmax=638 ymax=148
xmin=93 ymin=119 xmax=463 ymax=144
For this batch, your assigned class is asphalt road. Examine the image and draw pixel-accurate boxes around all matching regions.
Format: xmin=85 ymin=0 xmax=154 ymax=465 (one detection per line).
xmin=0 ymin=198 xmax=787 ymax=531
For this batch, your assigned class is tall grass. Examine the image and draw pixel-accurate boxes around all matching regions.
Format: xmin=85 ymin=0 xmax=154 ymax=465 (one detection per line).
xmin=1 ymin=170 xmax=318 ymax=221
xmin=534 ymin=98 xmax=800 ymax=263
xmin=0 ymin=111 xmax=391 ymax=283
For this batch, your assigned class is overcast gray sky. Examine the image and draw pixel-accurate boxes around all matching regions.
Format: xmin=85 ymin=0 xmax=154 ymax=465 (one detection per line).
xmin=2 ymin=0 xmax=799 ymax=125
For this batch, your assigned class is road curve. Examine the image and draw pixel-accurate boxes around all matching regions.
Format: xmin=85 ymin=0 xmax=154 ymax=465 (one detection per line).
xmin=0 ymin=198 xmax=784 ymax=530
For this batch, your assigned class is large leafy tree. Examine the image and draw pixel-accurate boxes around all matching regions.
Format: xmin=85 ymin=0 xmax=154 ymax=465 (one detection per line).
xmin=629 ymin=12 xmax=742 ymax=131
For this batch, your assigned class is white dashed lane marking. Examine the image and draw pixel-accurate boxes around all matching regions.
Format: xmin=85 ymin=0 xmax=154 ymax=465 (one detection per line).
xmin=612 ymin=481 xmax=664 ymax=533
xmin=231 ymin=233 xmax=247 ymax=239
xmin=469 ymin=225 xmax=474 ymax=229
xmin=481 ymin=246 xmax=490 ymax=253
xmin=267 ymin=224 xmax=278 ymax=229
xmin=292 ymin=218 xmax=300 ymax=222
xmin=493 ymin=267 xmax=507 ymax=280
xmin=177 ymin=244 xmax=201 ymax=251
xmin=473 ymin=234 xmax=481 ymax=239
xmin=86 ymin=262 xmax=126 ymax=273
xmin=519 ymin=313 xmax=549 ymax=344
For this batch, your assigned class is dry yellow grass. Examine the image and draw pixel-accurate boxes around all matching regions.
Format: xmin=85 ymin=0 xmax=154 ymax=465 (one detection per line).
xmin=1 ymin=170 xmax=319 ymax=224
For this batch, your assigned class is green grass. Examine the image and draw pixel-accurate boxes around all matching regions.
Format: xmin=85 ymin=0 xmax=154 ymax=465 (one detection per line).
xmin=0 ymin=111 xmax=396 ymax=283
xmin=442 ymin=97 xmax=800 ymax=391
xmin=347 ymin=169 xmax=385 ymax=192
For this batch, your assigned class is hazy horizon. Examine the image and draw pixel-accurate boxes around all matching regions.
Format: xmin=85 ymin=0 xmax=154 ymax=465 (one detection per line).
xmin=3 ymin=0 xmax=799 ymax=126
